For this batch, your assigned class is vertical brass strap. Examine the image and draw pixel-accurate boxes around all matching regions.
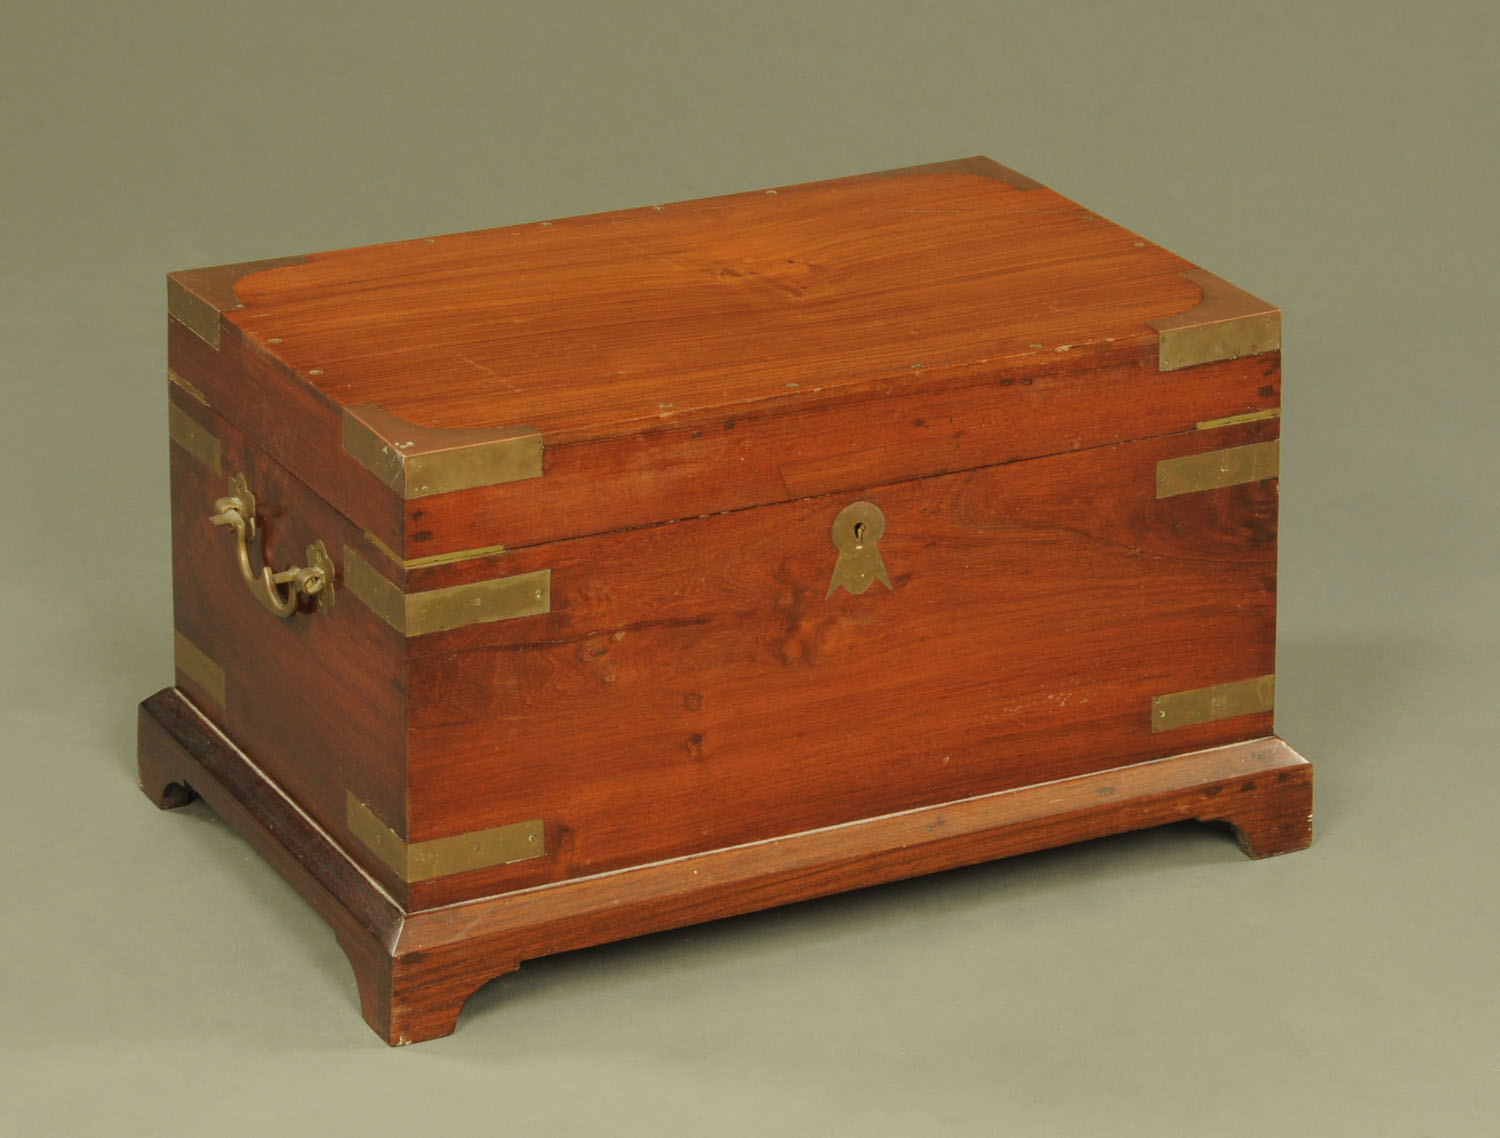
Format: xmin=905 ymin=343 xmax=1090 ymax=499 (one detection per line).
xmin=168 ymin=403 xmax=222 ymax=474
xmin=173 ymin=630 xmax=227 ymax=709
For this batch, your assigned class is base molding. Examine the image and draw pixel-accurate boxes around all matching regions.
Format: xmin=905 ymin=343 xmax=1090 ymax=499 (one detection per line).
xmin=138 ymin=687 xmax=1312 ymax=1045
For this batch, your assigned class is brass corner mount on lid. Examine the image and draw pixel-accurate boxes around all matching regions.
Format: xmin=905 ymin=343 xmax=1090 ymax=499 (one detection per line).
xmin=1149 ymin=268 xmax=1281 ymax=372
xmin=342 ymin=404 xmax=543 ymax=499
xmin=166 ymin=255 xmax=311 ymax=350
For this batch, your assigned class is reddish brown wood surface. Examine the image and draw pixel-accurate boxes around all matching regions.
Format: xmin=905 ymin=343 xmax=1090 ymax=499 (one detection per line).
xmin=165 ymin=378 xmax=1281 ymax=912
xmin=138 ymin=690 xmax=406 ymax=1034
xmin=227 ymin=161 xmax=1202 ymax=442
xmin=170 ymin=314 xmax=1279 ymax=563
xmin=166 ymin=157 xmax=1279 ymax=557
xmin=402 ymin=347 xmax=1277 ymax=561
xmin=139 ymin=687 xmax=1311 ymax=1046
xmin=168 ymin=387 xmax=412 ymax=903
xmin=400 ymin=415 xmax=1279 ymax=909
xmin=149 ymin=157 xmax=1306 ymax=1045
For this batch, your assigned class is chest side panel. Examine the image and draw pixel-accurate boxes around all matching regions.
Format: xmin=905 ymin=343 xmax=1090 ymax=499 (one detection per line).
xmin=168 ymin=386 xmax=411 ymax=901
xmin=397 ymin=416 xmax=1279 ymax=909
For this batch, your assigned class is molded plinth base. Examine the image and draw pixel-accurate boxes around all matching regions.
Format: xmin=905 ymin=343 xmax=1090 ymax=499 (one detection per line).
xmin=138 ymin=687 xmax=1312 ymax=1045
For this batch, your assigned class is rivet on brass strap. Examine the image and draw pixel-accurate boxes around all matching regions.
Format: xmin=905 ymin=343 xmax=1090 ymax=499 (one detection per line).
xmin=346 ymin=794 xmax=545 ymax=883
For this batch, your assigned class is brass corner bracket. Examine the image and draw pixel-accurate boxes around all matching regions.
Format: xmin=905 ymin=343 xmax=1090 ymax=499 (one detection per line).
xmin=166 ymin=255 xmax=310 ymax=350
xmin=346 ymin=794 xmax=545 ymax=883
xmin=342 ymin=546 xmax=549 ymax=637
xmin=1149 ymin=268 xmax=1281 ymax=372
xmin=342 ymin=404 xmax=543 ymax=499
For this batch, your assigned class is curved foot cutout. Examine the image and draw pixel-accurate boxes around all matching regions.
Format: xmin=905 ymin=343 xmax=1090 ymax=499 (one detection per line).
xmin=138 ymin=755 xmax=198 ymax=810
xmin=386 ymin=961 xmax=519 ymax=1046
xmin=156 ymin=780 xmax=198 ymax=809
xmin=338 ymin=928 xmax=518 ymax=1046
xmin=1200 ymin=768 xmax=1313 ymax=860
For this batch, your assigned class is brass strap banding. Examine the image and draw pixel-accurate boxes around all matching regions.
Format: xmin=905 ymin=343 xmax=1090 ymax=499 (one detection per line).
xmin=346 ymin=794 xmax=545 ymax=883
xmin=169 ymin=403 xmax=222 ymax=474
xmin=343 ymin=546 xmax=549 ymax=636
xmin=1152 ymin=675 xmax=1275 ymax=733
xmin=1156 ymin=440 xmax=1279 ymax=499
xmin=173 ymin=629 xmax=227 ymax=709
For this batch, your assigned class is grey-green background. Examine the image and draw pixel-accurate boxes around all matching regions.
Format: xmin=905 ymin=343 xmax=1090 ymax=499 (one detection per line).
xmin=3 ymin=1 xmax=1496 ymax=1133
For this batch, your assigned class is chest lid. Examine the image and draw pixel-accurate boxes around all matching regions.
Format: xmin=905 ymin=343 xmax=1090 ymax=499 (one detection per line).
xmin=167 ymin=156 xmax=1280 ymax=562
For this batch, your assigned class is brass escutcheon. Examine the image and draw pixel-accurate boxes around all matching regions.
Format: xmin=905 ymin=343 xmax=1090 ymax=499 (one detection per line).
xmin=210 ymin=473 xmax=335 ymax=617
xmin=826 ymin=500 xmax=892 ymax=599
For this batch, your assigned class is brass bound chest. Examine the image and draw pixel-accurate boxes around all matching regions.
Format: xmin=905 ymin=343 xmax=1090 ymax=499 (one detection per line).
xmin=139 ymin=157 xmax=1312 ymax=1044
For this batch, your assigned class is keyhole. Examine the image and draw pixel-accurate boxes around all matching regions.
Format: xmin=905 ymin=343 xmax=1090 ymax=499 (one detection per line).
xmin=826 ymin=500 xmax=890 ymax=599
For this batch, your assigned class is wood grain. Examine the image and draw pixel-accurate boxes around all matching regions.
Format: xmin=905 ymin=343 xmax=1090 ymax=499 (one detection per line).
xmin=138 ymin=689 xmax=404 ymax=1034
xmin=168 ymin=387 xmax=412 ymax=903
xmin=147 ymin=158 xmax=1308 ymax=1043
xmin=164 ymin=381 xmax=1282 ymax=913
xmin=399 ymin=415 xmax=1280 ymax=909
xmin=165 ymin=158 xmax=1279 ymax=557
xmin=139 ymin=687 xmax=1311 ymax=1046
xmin=225 ymin=166 xmax=1201 ymax=440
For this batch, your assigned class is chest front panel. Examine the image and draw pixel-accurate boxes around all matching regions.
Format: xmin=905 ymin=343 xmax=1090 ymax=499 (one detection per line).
xmin=397 ymin=416 xmax=1279 ymax=908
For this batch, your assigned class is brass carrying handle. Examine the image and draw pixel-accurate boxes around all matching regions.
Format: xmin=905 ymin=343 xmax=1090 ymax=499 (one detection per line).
xmin=210 ymin=473 xmax=335 ymax=617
